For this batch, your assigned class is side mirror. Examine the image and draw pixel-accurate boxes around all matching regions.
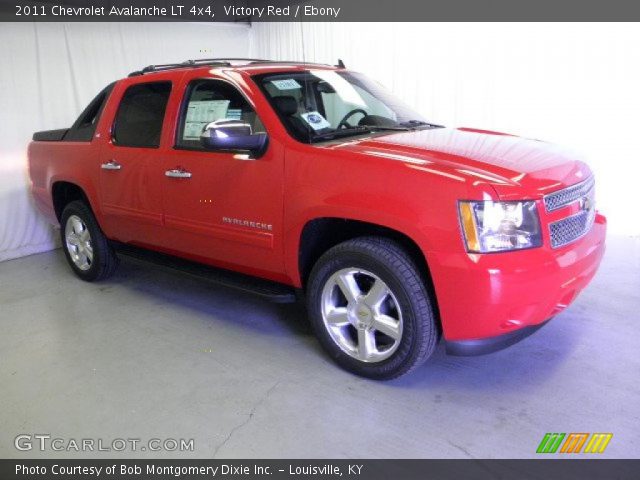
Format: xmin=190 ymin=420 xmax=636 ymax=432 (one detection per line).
xmin=200 ymin=120 xmax=268 ymax=157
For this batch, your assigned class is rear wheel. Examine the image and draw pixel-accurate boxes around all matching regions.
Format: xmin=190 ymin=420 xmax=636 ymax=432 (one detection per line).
xmin=307 ymin=237 xmax=437 ymax=379
xmin=60 ymin=200 xmax=119 ymax=281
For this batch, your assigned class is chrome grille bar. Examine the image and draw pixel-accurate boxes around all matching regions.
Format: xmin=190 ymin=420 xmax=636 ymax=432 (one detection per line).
xmin=544 ymin=176 xmax=595 ymax=212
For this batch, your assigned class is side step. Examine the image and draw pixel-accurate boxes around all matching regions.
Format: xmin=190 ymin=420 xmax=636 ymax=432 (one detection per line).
xmin=113 ymin=243 xmax=298 ymax=304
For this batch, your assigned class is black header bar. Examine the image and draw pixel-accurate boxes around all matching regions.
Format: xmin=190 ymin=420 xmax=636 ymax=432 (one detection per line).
xmin=2 ymin=0 xmax=640 ymax=22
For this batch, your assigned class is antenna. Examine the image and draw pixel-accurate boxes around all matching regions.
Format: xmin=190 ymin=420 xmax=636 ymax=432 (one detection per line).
xmin=299 ymin=22 xmax=306 ymax=66
xmin=299 ymin=23 xmax=312 ymax=143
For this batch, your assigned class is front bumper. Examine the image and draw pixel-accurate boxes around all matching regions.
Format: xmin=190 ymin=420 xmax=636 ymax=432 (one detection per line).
xmin=429 ymin=212 xmax=606 ymax=351
xmin=445 ymin=318 xmax=552 ymax=356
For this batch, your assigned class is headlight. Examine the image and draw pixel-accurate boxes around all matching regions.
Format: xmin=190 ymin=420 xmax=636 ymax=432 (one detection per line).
xmin=459 ymin=200 xmax=542 ymax=253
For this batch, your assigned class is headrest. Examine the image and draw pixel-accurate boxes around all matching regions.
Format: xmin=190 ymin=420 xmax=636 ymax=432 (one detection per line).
xmin=272 ymin=96 xmax=298 ymax=116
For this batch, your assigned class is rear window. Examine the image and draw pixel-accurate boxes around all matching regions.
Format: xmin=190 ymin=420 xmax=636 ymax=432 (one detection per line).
xmin=64 ymin=82 xmax=114 ymax=142
xmin=113 ymin=82 xmax=171 ymax=148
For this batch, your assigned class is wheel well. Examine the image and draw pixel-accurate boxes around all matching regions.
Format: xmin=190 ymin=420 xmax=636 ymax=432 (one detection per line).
xmin=299 ymin=218 xmax=431 ymax=286
xmin=52 ymin=182 xmax=90 ymax=221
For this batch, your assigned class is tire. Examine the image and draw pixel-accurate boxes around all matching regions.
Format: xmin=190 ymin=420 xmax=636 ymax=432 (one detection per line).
xmin=306 ymin=237 xmax=438 ymax=380
xmin=60 ymin=200 xmax=119 ymax=281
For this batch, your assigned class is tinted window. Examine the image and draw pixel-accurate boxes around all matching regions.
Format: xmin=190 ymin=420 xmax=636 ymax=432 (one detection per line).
xmin=113 ymin=82 xmax=171 ymax=148
xmin=176 ymin=80 xmax=265 ymax=150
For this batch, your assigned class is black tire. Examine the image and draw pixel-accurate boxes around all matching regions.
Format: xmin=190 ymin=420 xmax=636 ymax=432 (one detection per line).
xmin=306 ymin=237 xmax=438 ymax=380
xmin=60 ymin=200 xmax=119 ymax=281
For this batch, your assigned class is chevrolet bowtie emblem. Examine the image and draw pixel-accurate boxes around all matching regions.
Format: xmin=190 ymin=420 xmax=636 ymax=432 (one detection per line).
xmin=580 ymin=196 xmax=592 ymax=212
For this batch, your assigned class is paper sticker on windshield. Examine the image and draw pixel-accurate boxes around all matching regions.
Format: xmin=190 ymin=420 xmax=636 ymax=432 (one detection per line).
xmin=300 ymin=111 xmax=331 ymax=131
xmin=271 ymin=79 xmax=301 ymax=90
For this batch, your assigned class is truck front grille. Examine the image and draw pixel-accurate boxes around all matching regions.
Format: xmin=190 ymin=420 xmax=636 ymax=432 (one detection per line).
xmin=549 ymin=209 xmax=596 ymax=248
xmin=546 ymin=176 xmax=596 ymax=248
xmin=544 ymin=176 xmax=594 ymax=212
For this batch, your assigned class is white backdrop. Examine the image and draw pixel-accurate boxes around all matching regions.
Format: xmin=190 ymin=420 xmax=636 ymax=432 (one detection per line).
xmin=251 ymin=22 xmax=640 ymax=236
xmin=0 ymin=22 xmax=249 ymax=262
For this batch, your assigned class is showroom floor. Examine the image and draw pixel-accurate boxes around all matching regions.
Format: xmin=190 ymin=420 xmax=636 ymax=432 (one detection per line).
xmin=1 ymin=236 xmax=639 ymax=459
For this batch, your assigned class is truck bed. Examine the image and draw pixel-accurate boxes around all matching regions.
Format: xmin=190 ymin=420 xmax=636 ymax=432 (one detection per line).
xmin=32 ymin=129 xmax=69 ymax=141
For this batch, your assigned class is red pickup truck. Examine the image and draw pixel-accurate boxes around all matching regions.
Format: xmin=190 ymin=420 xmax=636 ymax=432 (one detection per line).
xmin=28 ymin=59 xmax=606 ymax=379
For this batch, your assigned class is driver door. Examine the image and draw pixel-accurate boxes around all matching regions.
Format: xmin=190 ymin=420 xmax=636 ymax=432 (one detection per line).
xmin=160 ymin=75 xmax=286 ymax=281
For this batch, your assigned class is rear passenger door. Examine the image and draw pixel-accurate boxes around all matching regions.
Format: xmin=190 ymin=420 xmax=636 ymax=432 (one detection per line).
xmin=160 ymin=75 xmax=286 ymax=280
xmin=98 ymin=80 xmax=173 ymax=244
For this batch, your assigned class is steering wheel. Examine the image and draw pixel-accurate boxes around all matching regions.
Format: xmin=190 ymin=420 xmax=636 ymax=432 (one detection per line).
xmin=337 ymin=109 xmax=368 ymax=129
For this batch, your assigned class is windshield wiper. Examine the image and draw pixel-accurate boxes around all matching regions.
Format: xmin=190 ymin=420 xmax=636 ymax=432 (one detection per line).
xmin=398 ymin=120 xmax=445 ymax=129
xmin=310 ymin=125 xmax=410 ymax=142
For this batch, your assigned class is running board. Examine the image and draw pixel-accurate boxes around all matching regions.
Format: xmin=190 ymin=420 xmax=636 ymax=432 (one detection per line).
xmin=113 ymin=243 xmax=298 ymax=303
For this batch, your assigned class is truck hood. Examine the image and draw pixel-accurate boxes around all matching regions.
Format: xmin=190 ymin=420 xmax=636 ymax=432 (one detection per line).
xmin=331 ymin=127 xmax=591 ymax=200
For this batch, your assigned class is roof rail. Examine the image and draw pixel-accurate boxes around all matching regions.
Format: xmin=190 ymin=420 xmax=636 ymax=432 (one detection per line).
xmin=178 ymin=58 xmax=337 ymax=67
xmin=128 ymin=60 xmax=232 ymax=77
xmin=128 ymin=58 xmax=344 ymax=77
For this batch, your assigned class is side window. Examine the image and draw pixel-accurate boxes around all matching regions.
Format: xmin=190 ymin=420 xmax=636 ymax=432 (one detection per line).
xmin=176 ymin=80 xmax=265 ymax=149
xmin=113 ymin=82 xmax=171 ymax=148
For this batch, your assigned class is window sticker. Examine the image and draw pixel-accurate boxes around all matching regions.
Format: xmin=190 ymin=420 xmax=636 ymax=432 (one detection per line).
xmin=271 ymin=79 xmax=302 ymax=90
xmin=226 ymin=108 xmax=243 ymax=121
xmin=300 ymin=111 xmax=331 ymax=131
xmin=183 ymin=100 xmax=230 ymax=140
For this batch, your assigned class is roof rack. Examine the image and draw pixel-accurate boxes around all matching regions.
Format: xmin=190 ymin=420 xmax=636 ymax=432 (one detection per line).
xmin=128 ymin=60 xmax=230 ymax=77
xmin=128 ymin=58 xmax=345 ymax=77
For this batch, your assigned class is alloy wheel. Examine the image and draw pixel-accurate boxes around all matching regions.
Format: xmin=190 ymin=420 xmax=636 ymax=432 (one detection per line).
xmin=64 ymin=215 xmax=93 ymax=271
xmin=320 ymin=268 xmax=403 ymax=362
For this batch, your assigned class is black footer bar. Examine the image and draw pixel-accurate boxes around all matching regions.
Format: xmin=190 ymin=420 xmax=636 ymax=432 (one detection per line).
xmin=2 ymin=459 xmax=639 ymax=480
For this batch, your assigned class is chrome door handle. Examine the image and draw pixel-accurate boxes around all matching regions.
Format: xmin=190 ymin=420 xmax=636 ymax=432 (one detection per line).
xmin=101 ymin=160 xmax=122 ymax=170
xmin=165 ymin=168 xmax=192 ymax=179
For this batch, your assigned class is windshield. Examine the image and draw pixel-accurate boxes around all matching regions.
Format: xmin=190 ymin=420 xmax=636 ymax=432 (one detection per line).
xmin=253 ymin=70 xmax=440 ymax=143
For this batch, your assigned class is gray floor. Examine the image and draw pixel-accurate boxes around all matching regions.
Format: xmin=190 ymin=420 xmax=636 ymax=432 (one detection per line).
xmin=1 ymin=236 xmax=639 ymax=459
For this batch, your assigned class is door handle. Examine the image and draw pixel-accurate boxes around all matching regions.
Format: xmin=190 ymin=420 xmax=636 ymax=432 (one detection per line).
xmin=165 ymin=168 xmax=192 ymax=179
xmin=101 ymin=160 xmax=122 ymax=170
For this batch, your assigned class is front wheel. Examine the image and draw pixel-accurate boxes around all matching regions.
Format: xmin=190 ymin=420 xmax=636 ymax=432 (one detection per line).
xmin=306 ymin=237 xmax=438 ymax=380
